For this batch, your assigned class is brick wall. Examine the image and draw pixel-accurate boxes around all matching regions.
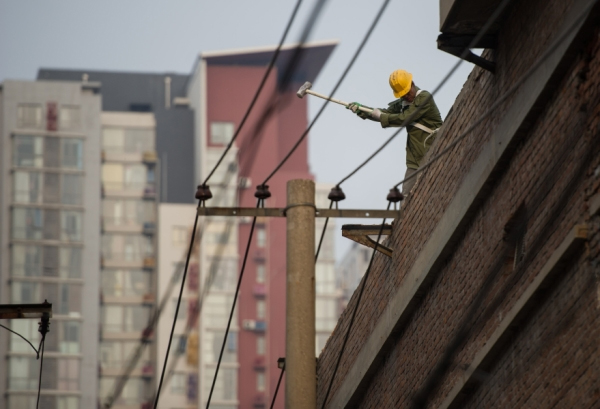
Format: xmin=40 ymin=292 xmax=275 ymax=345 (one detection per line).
xmin=317 ymin=0 xmax=600 ymax=407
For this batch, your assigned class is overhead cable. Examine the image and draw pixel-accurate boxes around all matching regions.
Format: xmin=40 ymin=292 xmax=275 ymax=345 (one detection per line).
xmin=202 ymin=0 xmax=304 ymax=185
xmin=270 ymin=363 xmax=286 ymax=409
xmin=0 ymin=323 xmax=39 ymax=357
xmin=203 ymin=0 xmax=329 ymax=187
xmin=153 ymin=204 xmax=202 ymax=408
xmin=261 ymin=0 xmax=392 ymax=186
xmin=205 ymin=199 xmax=262 ymax=408
xmin=320 ymin=202 xmax=392 ymax=409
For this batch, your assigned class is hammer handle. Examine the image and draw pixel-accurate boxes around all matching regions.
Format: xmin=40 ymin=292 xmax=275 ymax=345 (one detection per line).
xmin=305 ymin=89 xmax=373 ymax=113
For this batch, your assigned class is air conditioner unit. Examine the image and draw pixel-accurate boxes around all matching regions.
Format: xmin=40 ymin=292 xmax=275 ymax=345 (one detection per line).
xmin=239 ymin=177 xmax=252 ymax=189
xmin=243 ymin=319 xmax=256 ymax=330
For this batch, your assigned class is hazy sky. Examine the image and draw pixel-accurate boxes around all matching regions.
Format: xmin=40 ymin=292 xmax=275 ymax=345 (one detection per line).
xmin=0 ymin=0 xmax=475 ymax=260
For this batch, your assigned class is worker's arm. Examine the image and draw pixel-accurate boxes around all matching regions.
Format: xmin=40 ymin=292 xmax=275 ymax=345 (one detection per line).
xmin=379 ymin=92 xmax=431 ymax=128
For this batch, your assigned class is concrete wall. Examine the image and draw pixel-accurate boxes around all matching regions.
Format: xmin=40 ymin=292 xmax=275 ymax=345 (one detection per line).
xmin=317 ymin=0 xmax=600 ymax=407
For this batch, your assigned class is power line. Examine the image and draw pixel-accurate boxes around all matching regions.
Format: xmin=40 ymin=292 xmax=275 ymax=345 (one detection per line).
xmin=0 ymin=323 xmax=39 ymax=357
xmin=320 ymin=201 xmax=392 ymax=409
xmin=202 ymin=0 xmax=304 ymax=185
xmin=36 ymin=337 xmax=45 ymax=409
xmin=261 ymin=0 xmax=392 ymax=186
xmin=269 ymin=363 xmax=286 ymax=409
xmin=336 ymin=0 xmax=514 ymax=188
xmin=203 ymin=0 xmax=329 ymax=187
xmin=153 ymin=202 xmax=202 ymax=408
xmin=205 ymin=199 xmax=262 ymax=408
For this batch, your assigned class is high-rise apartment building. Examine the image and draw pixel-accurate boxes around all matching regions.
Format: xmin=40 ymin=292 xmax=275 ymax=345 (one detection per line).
xmin=37 ymin=40 xmax=336 ymax=409
xmin=98 ymin=111 xmax=159 ymax=408
xmin=0 ymin=80 xmax=102 ymax=408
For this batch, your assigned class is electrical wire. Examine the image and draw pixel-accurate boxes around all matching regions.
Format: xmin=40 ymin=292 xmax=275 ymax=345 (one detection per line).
xmin=269 ymin=363 xmax=286 ymax=409
xmin=202 ymin=0 xmax=303 ymax=185
xmin=261 ymin=0 xmax=392 ymax=186
xmin=0 ymin=323 xmax=39 ymax=357
xmin=205 ymin=199 xmax=262 ymax=408
xmin=335 ymin=0 xmax=514 ymax=188
xmin=203 ymin=0 xmax=329 ymax=187
xmin=153 ymin=203 xmax=202 ymax=408
xmin=36 ymin=336 xmax=46 ymax=409
xmin=315 ymin=200 xmax=335 ymax=261
xmin=320 ymin=201 xmax=392 ymax=409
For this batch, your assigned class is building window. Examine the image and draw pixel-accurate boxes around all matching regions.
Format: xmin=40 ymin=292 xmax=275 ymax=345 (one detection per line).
xmin=17 ymin=104 xmax=43 ymax=128
xmin=257 ymin=372 xmax=265 ymax=392
xmin=102 ymin=163 xmax=148 ymax=191
xmin=101 ymin=234 xmax=153 ymax=263
xmin=210 ymin=122 xmax=235 ymax=145
xmin=173 ymin=299 xmax=187 ymax=321
xmin=103 ymin=127 xmax=154 ymax=154
xmin=256 ymin=227 xmax=266 ymax=248
xmin=256 ymin=264 xmax=266 ymax=283
xmin=172 ymin=226 xmax=188 ymax=245
xmin=57 ymin=358 xmax=80 ymax=390
xmin=102 ymin=305 xmax=151 ymax=333
xmin=257 ymin=336 xmax=265 ymax=356
xmin=13 ymin=171 xmax=82 ymax=206
xmin=256 ymin=300 xmax=266 ymax=320
xmin=100 ymin=341 xmax=150 ymax=370
xmin=202 ymin=367 xmax=237 ymax=400
xmin=13 ymin=135 xmax=43 ymax=168
xmin=61 ymin=210 xmax=83 ymax=242
xmin=101 ymin=270 xmax=151 ymax=297
xmin=171 ymin=373 xmax=186 ymax=395
xmin=59 ymin=106 xmax=81 ymax=130
xmin=62 ymin=139 xmax=83 ymax=169
xmin=12 ymin=207 xmax=43 ymax=240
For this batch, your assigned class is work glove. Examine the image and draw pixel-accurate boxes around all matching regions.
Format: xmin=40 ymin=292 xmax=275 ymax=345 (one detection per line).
xmin=371 ymin=108 xmax=382 ymax=121
xmin=347 ymin=102 xmax=362 ymax=113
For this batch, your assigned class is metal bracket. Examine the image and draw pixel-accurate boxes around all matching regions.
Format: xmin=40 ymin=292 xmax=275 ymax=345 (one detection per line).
xmin=197 ymin=207 xmax=400 ymax=219
xmin=342 ymin=224 xmax=393 ymax=258
xmin=0 ymin=301 xmax=53 ymax=319
xmin=437 ymin=33 xmax=497 ymax=73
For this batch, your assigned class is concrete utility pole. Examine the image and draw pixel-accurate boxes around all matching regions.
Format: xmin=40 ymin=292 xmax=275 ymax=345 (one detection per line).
xmin=196 ymin=184 xmax=399 ymax=407
xmin=285 ymin=179 xmax=316 ymax=409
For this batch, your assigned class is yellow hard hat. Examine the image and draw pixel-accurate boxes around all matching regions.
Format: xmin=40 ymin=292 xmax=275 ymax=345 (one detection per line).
xmin=389 ymin=69 xmax=413 ymax=98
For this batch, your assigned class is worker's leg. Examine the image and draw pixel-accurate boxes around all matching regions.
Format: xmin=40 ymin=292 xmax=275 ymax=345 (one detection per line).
xmin=402 ymin=168 xmax=417 ymax=198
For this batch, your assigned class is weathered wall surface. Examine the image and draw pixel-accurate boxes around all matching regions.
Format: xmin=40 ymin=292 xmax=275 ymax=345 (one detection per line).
xmin=317 ymin=0 xmax=600 ymax=406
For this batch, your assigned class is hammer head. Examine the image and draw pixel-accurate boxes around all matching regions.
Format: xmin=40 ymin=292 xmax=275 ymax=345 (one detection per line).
xmin=296 ymin=81 xmax=312 ymax=98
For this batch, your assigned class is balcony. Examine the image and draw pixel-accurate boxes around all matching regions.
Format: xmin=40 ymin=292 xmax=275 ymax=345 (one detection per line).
xmin=253 ymin=356 xmax=266 ymax=370
xmin=142 ymin=151 xmax=157 ymax=164
xmin=143 ymin=257 xmax=156 ymax=270
xmin=102 ymin=181 xmax=156 ymax=199
xmin=142 ymin=293 xmax=155 ymax=305
xmin=141 ymin=363 xmax=154 ymax=378
xmin=142 ymin=222 xmax=156 ymax=235
xmin=253 ymin=393 xmax=266 ymax=408
xmin=243 ymin=319 xmax=267 ymax=332
xmin=253 ymin=284 xmax=266 ymax=297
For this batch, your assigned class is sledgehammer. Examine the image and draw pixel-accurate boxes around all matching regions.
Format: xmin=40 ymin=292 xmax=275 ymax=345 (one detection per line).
xmin=296 ymin=81 xmax=373 ymax=113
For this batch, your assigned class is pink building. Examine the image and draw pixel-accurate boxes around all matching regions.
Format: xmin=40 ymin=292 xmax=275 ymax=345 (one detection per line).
xmin=195 ymin=42 xmax=336 ymax=408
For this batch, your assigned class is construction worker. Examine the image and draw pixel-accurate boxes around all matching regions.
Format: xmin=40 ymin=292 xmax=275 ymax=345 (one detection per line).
xmin=348 ymin=69 xmax=443 ymax=197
